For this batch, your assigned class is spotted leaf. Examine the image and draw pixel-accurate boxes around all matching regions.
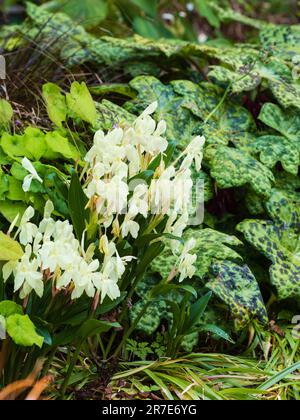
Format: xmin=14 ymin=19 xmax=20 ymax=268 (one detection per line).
xmin=208 ymin=261 xmax=268 ymax=329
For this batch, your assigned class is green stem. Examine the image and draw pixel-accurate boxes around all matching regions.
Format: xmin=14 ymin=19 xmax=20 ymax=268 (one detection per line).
xmin=113 ymin=300 xmax=153 ymax=359
xmin=105 ymin=272 xmax=145 ymax=357
xmin=42 ymin=347 xmax=58 ymax=376
xmin=60 ymin=345 xmax=82 ymax=398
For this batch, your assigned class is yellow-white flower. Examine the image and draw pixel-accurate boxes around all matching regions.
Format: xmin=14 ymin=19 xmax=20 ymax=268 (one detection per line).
xmin=13 ymin=246 xmax=44 ymax=298
xmin=125 ymin=110 xmax=168 ymax=155
xmin=21 ymin=158 xmax=43 ymax=192
xmin=177 ymin=239 xmax=197 ymax=283
xmin=128 ymin=184 xmax=149 ymax=218
xmin=121 ymin=215 xmax=140 ymax=239
xmin=181 ymin=136 xmax=205 ymax=171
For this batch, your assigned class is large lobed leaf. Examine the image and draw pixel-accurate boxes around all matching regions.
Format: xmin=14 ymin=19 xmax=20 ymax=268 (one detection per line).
xmin=208 ymin=261 xmax=268 ymax=329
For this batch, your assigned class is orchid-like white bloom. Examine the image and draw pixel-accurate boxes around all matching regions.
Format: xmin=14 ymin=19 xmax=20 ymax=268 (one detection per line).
xmin=181 ymin=136 xmax=205 ymax=172
xmin=3 ymin=105 xmax=206 ymax=304
xmin=177 ymin=239 xmax=197 ymax=283
xmin=95 ymin=272 xmax=121 ymax=303
xmin=121 ymin=216 xmax=140 ymax=239
xmin=124 ymin=102 xmax=168 ymax=156
xmin=71 ymin=259 xmax=101 ymax=299
xmin=21 ymin=158 xmax=43 ymax=192
xmin=13 ymin=246 xmax=44 ymax=298
xmin=18 ymin=206 xmax=38 ymax=245
xmin=128 ymin=184 xmax=149 ymax=218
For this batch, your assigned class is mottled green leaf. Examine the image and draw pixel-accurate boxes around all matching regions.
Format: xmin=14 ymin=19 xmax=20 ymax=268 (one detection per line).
xmin=208 ymin=261 xmax=268 ymax=328
xmin=208 ymin=146 xmax=274 ymax=197
xmin=237 ymin=219 xmax=300 ymax=300
xmin=125 ymin=76 xmax=199 ymax=144
xmin=95 ymin=100 xmax=136 ymax=131
xmin=259 ymin=103 xmax=300 ymax=143
xmin=151 ymin=229 xmax=242 ymax=280
xmin=252 ymin=135 xmax=299 ymax=175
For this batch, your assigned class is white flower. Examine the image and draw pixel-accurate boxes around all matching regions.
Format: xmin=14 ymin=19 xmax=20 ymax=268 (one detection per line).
xmin=140 ymin=101 xmax=158 ymax=118
xmin=2 ymin=260 xmax=18 ymax=282
xmin=111 ymin=161 xmax=128 ymax=179
xmin=14 ymin=246 xmax=44 ymax=298
xmin=182 ymin=136 xmax=205 ymax=171
xmin=38 ymin=201 xmax=55 ymax=238
xmin=121 ymin=216 xmax=140 ymax=239
xmin=105 ymin=176 xmax=129 ymax=215
xmin=95 ymin=272 xmax=120 ymax=303
xmin=177 ymin=239 xmax=197 ymax=283
xmin=125 ymin=145 xmax=141 ymax=177
xmin=19 ymin=206 xmax=38 ymax=245
xmin=95 ymin=257 xmax=123 ymax=303
xmin=172 ymin=169 xmax=193 ymax=213
xmin=186 ymin=2 xmax=194 ymax=12
xmin=72 ymin=259 xmax=100 ymax=299
xmin=19 ymin=222 xmax=38 ymax=246
xmin=100 ymin=235 xmax=117 ymax=257
xmin=21 ymin=158 xmax=43 ymax=192
xmin=150 ymin=167 xmax=175 ymax=215
xmin=123 ymin=102 xmax=168 ymax=155
xmin=165 ymin=211 xmax=189 ymax=247
xmin=128 ymin=184 xmax=149 ymax=218
xmin=86 ymin=128 xmax=125 ymax=165
xmin=39 ymin=239 xmax=78 ymax=272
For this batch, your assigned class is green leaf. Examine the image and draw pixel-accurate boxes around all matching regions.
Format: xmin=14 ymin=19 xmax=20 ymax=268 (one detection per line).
xmin=208 ymin=146 xmax=274 ymax=197
xmin=66 ymin=82 xmax=97 ymax=126
xmin=75 ymin=319 xmax=119 ymax=344
xmin=208 ymin=261 xmax=268 ymax=329
xmin=266 ymin=189 xmax=300 ymax=229
xmin=0 ymin=301 xmax=23 ymax=318
xmin=0 ymin=99 xmax=13 ymax=125
xmin=133 ymin=17 xmax=173 ymax=40
xmin=95 ymin=99 xmax=136 ymax=131
xmin=130 ymin=0 xmax=158 ymax=18
xmin=237 ymin=219 xmax=300 ymax=300
xmin=130 ymin=276 xmax=180 ymax=335
xmin=6 ymin=314 xmax=44 ymax=348
xmin=47 ymin=0 xmax=108 ymax=29
xmin=0 ymin=231 xmax=24 ymax=261
xmin=42 ymin=83 xmax=67 ymax=128
xmin=1 ymin=132 xmax=27 ymax=158
xmin=125 ymin=76 xmax=199 ymax=145
xmin=199 ymin=324 xmax=234 ymax=343
xmin=258 ymin=361 xmax=300 ymax=391
xmin=68 ymin=173 xmax=89 ymax=241
xmin=44 ymin=131 xmax=80 ymax=161
xmin=7 ymin=177 xmax=25 ymax=201
xmin=189 ymin=292 xmax=212 ymax=330
xmin=251 ymin=135 xmax=299 ymax=175
xmin=259 ymin=103 xmax=300 ymax=144
xmin=195 ymin=0 xmax=220 ymax=28
xmin=0 ymin=201 xmax=27 ymax=224
xmin=172 ymin=80 xmax=255 ymax=146
xmin=151 ymin=228 xmax=242 ymax=280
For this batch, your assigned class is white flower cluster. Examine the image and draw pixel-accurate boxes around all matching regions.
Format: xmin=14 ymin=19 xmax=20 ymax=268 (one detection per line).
xmin=3 ymin=203 xmax=130 ymax=302
xmin=84 ymin=101 xmax=205 ymax=242
xmin=4 ymin=103 xmax=205 ymax=303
